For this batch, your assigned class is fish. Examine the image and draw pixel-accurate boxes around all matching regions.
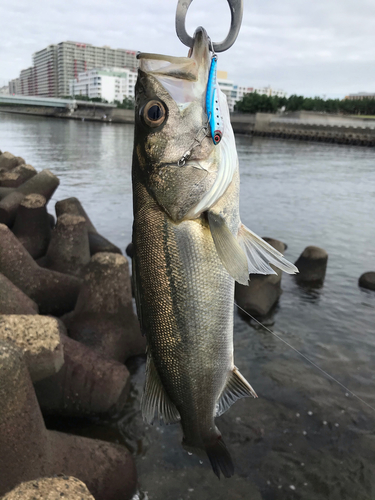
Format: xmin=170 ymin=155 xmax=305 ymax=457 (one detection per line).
xmin=131 ymin=27 xmax=298 ymax=478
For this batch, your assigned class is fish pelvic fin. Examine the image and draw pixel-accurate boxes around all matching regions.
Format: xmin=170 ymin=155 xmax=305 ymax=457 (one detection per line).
xmin=238 ymin=223 xmax=299 ymax=276
xmin=216 ymin=366 xmax=258 ymax=417
xmin=207 ymin=212 xmax=250 ymax=285
xmin=141 ymin=353 xmax=181 ymax=425
xmin=206 ymin=436 xmax=234 ymax=479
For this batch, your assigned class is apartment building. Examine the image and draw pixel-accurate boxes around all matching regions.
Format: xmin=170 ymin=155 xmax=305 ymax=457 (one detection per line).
xmin=69 ymin=67 xmax=137 ymax=102
xmin=345 ymin=92 xmax=375 ymax=100
xmin=8 ymin=78 xmax=20 ymax=95
xmin=18 ymin=67 xmax=36 ymax=96
xmin=32 ymin=45 xmax=58 ymax=97
xmin=11 ymin=41 xmax=138 ymax=98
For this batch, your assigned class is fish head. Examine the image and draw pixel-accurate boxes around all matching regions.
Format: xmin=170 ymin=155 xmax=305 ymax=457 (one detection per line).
xmin=133 ymin=27 xmax=226 ymax=221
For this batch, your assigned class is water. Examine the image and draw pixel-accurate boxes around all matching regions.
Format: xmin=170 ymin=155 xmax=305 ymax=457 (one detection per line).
xmin=1 ymin=112 xmax=375 ymax=499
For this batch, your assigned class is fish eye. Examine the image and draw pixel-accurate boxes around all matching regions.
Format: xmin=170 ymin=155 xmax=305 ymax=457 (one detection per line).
xmin=142 ymin=100 xmax=166 ymax=127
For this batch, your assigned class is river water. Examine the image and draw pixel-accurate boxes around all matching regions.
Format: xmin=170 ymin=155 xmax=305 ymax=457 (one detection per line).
xmin=1 ymin=112 xmax=374 ymax=500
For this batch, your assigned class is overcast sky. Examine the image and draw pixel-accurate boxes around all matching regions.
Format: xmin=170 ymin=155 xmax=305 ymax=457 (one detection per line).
xmin=1 ymin=0 xmax=374 ymax=98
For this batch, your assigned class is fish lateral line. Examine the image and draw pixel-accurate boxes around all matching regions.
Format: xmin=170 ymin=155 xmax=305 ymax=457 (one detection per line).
xmin=235 ymin=303 xmax=375 ymax=413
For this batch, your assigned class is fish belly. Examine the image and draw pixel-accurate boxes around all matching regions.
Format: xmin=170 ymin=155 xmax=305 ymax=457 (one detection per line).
xmin=133 ymin=180 xmax=234 ymax=444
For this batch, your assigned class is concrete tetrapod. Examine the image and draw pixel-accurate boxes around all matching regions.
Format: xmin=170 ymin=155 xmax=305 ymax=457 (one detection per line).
xmin=0 ymin=164 xmax=37 ymax=188
xmin=0 ymin=152 xmax=25 ymax=172
xmin=358 ymin=271 xmax=375 ymax=291
xmin=12 ymin=194 xmax=51 ymax=259
xmin=0 ymin=315 xmax=64 ymax=383
xmin=34 ymin=332 xmax=131 ymax=417
xmin=235 ymin=238 xmax=286 ymax=318
xmin=55 ymin=197 xmax=122 ymax=255
xmin=0 ymin=169 xmax=59 ymax=226
xmin=0 ymin=341 xmax=137 ymax=500
xmin=0 ymin=274 xmax=39 ymax=315
xmin=1 ymin=477 xmax=95 ymax=500
xmin=65 ymin=252 xmax=145 ymax=362
xmin=294 ymin=245 xmax=328 ymax=284
xmin=0 ymin=224 xmax=81 ymax=316
xmin=39 ymin=214 xmax=90 ymax=277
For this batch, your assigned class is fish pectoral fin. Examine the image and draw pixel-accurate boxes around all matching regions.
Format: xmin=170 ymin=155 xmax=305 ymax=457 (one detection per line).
xmin=216 ymin=367 xmax=257 ymax=417
xmin=207 ymin=212 xmax=250 ymax=285
xmin=238 ymin=223 xmax=299 ymax=276
xmin=141 ymin=353 xmax=181 ymax=425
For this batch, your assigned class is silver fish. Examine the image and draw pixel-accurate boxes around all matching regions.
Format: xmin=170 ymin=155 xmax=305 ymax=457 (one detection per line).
xmin=132 ymin=27 xmax=298 ymax=478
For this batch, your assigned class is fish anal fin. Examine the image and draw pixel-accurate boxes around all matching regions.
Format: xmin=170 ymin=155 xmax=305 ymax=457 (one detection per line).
xmin=238 ymin=223 xmax=299 ymax=276
xmin=207 ymin=212 xmax=249 ymax=285
xmin=141 ymin=353 xmax=181 ymax=425
xmin=216 ymin=367 xmax=257 ymax=417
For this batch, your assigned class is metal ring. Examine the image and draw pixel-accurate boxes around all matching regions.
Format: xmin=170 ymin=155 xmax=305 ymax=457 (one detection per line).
xmin=175 ymin=0 xmax=243 ymax=53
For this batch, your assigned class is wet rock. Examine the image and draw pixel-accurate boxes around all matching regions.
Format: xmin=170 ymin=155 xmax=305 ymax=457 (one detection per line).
xmin=12 ymin=194 xmax=51 ymax=259
xmin=66 ymin=252 xmax=145 ymax=362
xmin=235 ymin=238 xmax=285 ymax=318
xmin=56 ymin=197 xmax=122 ymax=255
xmin=38 ymin=214 xmax=90 ymax=277
xmin=0 ymin=224 xmax=81 ymax=316
xmin=2 ymin=477 xmax=95 ymax=500
xmin=0 ymin=274 xmax=39 ymax=315
xmin=0 ymin=152 xmax=25 ymax=172
xmin=0 ymin=169 xmax=59 ymax=226
xmin=0 ymin=341 xmax=137 ymax=500
xmin=0 ymin=164 xmax=36 ymax=188
xmin=294 ymin=246 xmax=328 ymax=283
xmin=358 ymin=271 xmax=375 ymax=291
xmin=35 ymin=333 xmax=131 ymax=416
xmin=0 ymin=315 xmax=64 ymax=383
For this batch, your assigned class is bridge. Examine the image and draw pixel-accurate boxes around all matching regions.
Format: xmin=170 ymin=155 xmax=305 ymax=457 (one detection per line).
xmin=0 ymin=94 xmax=115 ymax=111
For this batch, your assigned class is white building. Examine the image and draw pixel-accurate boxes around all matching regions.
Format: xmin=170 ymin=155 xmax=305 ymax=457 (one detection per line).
xmin=69 ymin=67 xmax=137 ymax=103
xmin=216 ymin=71 xmax=287 ymax=112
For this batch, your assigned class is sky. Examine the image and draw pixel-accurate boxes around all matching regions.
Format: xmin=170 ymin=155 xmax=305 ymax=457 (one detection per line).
xmin=1 ymin=0 xmax=374 ymax=98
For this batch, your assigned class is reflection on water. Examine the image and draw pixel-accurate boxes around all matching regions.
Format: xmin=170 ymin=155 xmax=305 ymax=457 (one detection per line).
xmin=1 ymin=113 xmax=374 ymax=499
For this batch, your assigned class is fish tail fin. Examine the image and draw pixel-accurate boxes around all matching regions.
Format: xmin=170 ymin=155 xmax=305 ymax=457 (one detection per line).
xmin=205 ymin=436 xmax=234 ymax=479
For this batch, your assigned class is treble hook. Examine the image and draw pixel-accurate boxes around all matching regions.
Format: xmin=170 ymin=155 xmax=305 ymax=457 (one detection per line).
xmin=175 ymin=0 xmax=243 ymax=53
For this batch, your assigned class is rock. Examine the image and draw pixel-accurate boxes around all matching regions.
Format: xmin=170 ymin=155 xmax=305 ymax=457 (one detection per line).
xmin=358 ymin=271 xmax=375 ymax=291
xmin=12 ymin=194 xmax=51 ymax=259
xmin=0 ymin=169 xmax=59 ymax=226
xmin=0 ymin=341 xmax=137 ymax=500
xmin=1 ymin=477 xmax=95 ymax=500
xmin=126 ymin=242 xmax=134 ymax=258
xmin=39 ymin=214 xmax=90 ymax=277
xmin=56 ymin=197 xmax=122 ymax=255
xmin=0 ymin=274 xmax=39 ymax=315
xmin=66 ymin=252 xmax=145 ymax=362
xmin=0 ymin=224 xmax=81 ymax=316
xmin=0 ymin=315 xmax=64 ymax=383
xmin=34 ymin=333 xmax=131 ymax=416
xmin=0 ymin=152 xmax=25 ymax=172
xmin=294 ymin=246 xmax=328 ymax=283
xmin=235 ymin=238 xmax=285 ymax=318
xmin=0 ymin=164 xmax=36 ymax=188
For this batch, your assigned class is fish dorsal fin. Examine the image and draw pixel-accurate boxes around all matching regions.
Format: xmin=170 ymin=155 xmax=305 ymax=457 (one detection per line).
xmin=141 ymin=353 xmax=181 ymax=425
xmin=216 ymin=367 xmax=257 ymax=417
xmin=207 ymin=211 xmax=250 ymax=285
xmin=238 ymin=224 xmax=299 ymax=275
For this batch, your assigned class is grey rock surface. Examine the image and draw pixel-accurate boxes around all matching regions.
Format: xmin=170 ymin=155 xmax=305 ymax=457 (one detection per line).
xmin=1 ymin=476 xmax=95 ymax=500
xmin=358 ymin=271 xmax=375 ymax=291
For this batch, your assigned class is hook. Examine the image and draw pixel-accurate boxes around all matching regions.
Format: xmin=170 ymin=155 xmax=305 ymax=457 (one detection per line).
xmin=175 ymin=0 xmax=243 ymax=53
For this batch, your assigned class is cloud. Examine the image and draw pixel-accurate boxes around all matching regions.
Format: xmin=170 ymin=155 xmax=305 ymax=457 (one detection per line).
xmin=0 ymin=0 xmax=374 ymax=97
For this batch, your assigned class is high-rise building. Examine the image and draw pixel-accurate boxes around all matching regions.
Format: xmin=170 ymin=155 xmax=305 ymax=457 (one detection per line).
xmin=32 ymin=45 xmax=58 ymax=97
xmin=11 ymin=41 xmax=138 ymax=98
xmin=69 ymin=67 xmax=137 ymax=102
xmin=8 ymin=78 xmax=20 ymax=95
xmin=19 ymin=67 xmax=35 ymax=96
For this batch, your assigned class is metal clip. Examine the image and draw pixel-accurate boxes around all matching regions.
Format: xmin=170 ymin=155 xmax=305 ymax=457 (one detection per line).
xmin=175 ymin=0 xmax=243 ymax=53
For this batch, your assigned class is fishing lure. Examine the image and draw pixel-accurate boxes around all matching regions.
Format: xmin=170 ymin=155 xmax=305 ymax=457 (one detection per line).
xmin=206 ymin=55 xmax=224 ymax=145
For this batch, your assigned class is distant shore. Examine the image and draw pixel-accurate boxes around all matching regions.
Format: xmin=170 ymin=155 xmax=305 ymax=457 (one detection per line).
xmin=1 ymin=106 xmax=374 ymax=146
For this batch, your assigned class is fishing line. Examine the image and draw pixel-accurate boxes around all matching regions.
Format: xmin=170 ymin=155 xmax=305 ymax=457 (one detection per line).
xmin=235 ymin=303 xmax=375 ymax=413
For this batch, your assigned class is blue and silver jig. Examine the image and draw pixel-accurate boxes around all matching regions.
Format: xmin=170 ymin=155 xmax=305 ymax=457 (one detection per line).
xmin=206 ymin=55 xmax=224 ymax=145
